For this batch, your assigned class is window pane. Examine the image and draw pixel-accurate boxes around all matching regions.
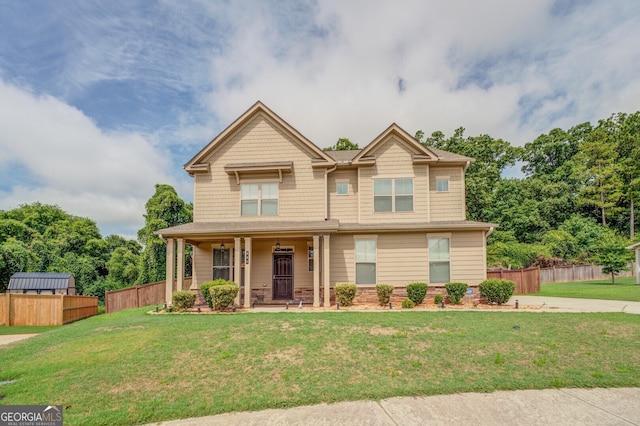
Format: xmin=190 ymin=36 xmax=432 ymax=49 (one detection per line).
xmin=395 ymin=195 xmax=413 ymax=211
xmin=261 ymin=199 xmax=278 ymax=215
xmin=436 ymin=179 xmax=449 ymax=192
xmin=429 ymin=238 xmax=450 ymax=261
xmin=241 ymin=200 xmax=258 ymax=215
xmin=374 ymin=179 xmax=392 ymax=195
xmin=429 ymin=261 xmax=450 ymax=283
xmin=356 ymin=263 xmax=376 ymax=284
xmin=213 ymin=249 xmax=230 ymax=266
xmin=355 ymin=239 xmax=376 ymax=262
xmin=336 ymin=182 xmax=348 ymax=195
xmin=395 ymin=178 xmax=413 ymax=195
xmin=374 ymin=196 xmax=392 ymax=212
xmin=213 ymin=268 xmax=230 ymax=280
xmin=241 ymin=184 xmax=258 ymax=199
xmin=261 ymin=183 xmax=278 ymax=199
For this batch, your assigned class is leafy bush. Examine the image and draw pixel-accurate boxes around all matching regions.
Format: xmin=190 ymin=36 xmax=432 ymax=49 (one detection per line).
xmin=434 ymin=294 xmax=444 ymax=305
xmin=335 ymin=283 xmax=357 ymax=306
xmin=401 ymin=299 xmax=415 ymax=309
xmin=172 ymin=291 xmax=196 ymax=311
xmin=445 ymin=282 xmax=468 ymax=304
xmin=200 ymin=279 xmax=230 ymax=308
xmin=376 ymin=284 xmax=394 ymax=305
xmin=406 ymin=282 xmax=428 ymax=305
xmin=209 ymin=283 xmax=239 ymax=311
xmin=479 ymin=279 xmax=516 ymax=304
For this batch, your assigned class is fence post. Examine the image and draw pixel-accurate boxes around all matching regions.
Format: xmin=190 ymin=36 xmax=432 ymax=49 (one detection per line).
xmin=136 ymin=286 xmax=140 ymax=308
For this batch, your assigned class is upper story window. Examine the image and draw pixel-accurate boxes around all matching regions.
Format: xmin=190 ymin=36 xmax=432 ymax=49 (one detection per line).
xmin=374 ymin=178 xmax=413 ymax=212
xmin=336 ymin=182 xmax=349 ymax=195
xmin=436 ymin=179 xmax=449 ymax=192
xmin=241 ymin=183 xmax=278 ymax=215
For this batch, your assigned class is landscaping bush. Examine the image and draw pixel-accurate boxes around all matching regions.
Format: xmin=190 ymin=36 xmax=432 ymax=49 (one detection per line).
xmin=200 ymin=279 xmax=230 ymax=308
xmin=479 ymin=279 xmax=516 ymax=304
xmin=401 ymin=299 xmax=415 ymax=309
xmin=376 ymin=284 xmax=394 ymax=305
xmin=434 ymin=294 xmax=444 ymax=305
xmin=209 ymin=283 xmax=239 ymax=311
xmin=445 ymin=282 xmax=468 ymax=304
xmin=172 ymin=291 xmax=196 ymax=311
xmin=406 ymin=282 xmax=428 ymax=305
xmin=335 ymin=283 xmax=357 ymax=306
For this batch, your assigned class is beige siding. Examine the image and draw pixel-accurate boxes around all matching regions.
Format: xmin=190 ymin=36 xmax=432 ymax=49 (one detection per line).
xmin=376 ymin=233 xmax=428 ymax=285
xmin=450 ymin=231 xmax=486 ymax=285
xmin=329 ymin=234 xmax=355 ymax=285
xmin=328 ymin=169 xmax=358 ymax=222
xmin=358 ymin=136 xmax=429 ymax=223
xmin=193 ymin=244 xmax=213 ymax=287
xmin=429 ymin=166 xmax=465 ymax=221
xmin=193 ymin=113 xmax=326 ymax=222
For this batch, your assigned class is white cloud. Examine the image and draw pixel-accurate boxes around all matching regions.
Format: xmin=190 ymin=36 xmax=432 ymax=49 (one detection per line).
xmin=0 ymin=79 xmax=173 ymax=236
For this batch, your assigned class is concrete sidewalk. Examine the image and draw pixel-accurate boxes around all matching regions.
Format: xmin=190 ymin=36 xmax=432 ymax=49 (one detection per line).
xmin=151 ymin=387 xmax=640 ymax=425
xmin=508 ymin=295 xmax=640 ymax=314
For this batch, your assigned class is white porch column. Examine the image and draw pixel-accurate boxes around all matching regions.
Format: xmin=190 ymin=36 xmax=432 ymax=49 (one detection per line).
xmin=313 ymin=235 xmax=320 ymax=307
xmin=323 ymin=234 xmax=331 ymax=307
xmin=176 ymin=238 xmax=185 ymax=291
xmin=165 ymin=238 xmax=175 ymax=304
xmin=234 ymin=237 xmax=242 ymax=306
xmin=635 ymin=248 xmax=640 ymax=285
xmin=244 ymin=237 xmax=252 ymax=308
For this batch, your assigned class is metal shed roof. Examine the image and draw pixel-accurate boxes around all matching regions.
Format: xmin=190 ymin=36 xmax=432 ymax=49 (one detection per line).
xmin=8 ymin=272 xmax=75 ymax=290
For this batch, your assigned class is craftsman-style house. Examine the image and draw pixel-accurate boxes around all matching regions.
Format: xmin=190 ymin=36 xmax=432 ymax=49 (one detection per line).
xmin=157 ymin=102 xmax=496 ymax=307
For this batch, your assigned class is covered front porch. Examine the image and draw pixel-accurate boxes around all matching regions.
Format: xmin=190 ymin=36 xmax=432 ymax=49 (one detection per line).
xmin=158 ymin=220 xmax=339 ymax=308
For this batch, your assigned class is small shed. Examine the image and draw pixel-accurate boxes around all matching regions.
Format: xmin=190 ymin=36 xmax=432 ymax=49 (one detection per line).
xmin=628 ymin=242 xmax=640 ymax=285
xmin=8 ymin=272 xmax=76 ymax=295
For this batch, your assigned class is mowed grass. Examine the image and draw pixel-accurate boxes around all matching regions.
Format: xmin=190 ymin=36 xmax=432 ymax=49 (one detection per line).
xmin=535 ymin=277 xmax=640 ymax=301
xmin=2 ymin=308 xmax=640 ymax=425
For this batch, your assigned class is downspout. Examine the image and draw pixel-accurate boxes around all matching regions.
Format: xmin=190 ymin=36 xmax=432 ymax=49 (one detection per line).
xmin=324 ymin=165 xmax=338 ymax=220
xmin=486 ymin=226 xmax=494 ymax=238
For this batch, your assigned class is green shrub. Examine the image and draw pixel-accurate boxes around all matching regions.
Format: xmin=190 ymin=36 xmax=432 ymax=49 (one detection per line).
xmin=172 ymin=291 xmax=196 ymax=311
xmin=434 ymin=294 xmax=444 ymax=305
xmin=209 ymin=283 xmax=239 ymax=311
xmin=479 ymin=279 xmax=516 ymax=304
xmin=406 ymin=282 xmax=428 ymax=305
xmin=401 ymin=299 xmax=415 ymax=309
xmin=335 ymin=283 xmax=357 ymax=306
xmin=445 ymin=282 xmax=468 ymax=304
xmin=200 ymin=279 xmax=230 ymax=308
xmin=376 ymin=284 xmax=394 ymax=305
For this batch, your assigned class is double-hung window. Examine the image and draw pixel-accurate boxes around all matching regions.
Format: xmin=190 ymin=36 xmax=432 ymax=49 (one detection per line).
xmin=241 ymin=183 xmax=278 ymax=215
xmin=213 ymin=248 xmax=231 ymax=280
xmin=429 ymin=237 xmax=450 ymax=283
xmin=374 ymin=178 xmax=413 ymax=212
xmin=355 ymin=238 xmax=376 ymax=284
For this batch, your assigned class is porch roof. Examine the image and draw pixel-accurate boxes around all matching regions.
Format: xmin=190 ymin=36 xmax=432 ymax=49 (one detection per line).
xmin=155 ymin=219 xmax=496 ymax=240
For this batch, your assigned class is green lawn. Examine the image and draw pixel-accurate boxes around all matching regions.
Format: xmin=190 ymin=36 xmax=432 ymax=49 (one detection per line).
xmin=535 ymin=277 xmax=640 ymax=301
xmin=2 ymin=308 xmax=640 ymax=425
xmin=0 ymin=325 xmax=60 ymax=335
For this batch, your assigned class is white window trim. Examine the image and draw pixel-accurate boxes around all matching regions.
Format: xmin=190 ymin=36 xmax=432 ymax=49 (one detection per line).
xmin=354 ymin=235 xmax=377 ymax=285
xmin=427 ymin=233 xmax=451 ymax=284
xmin=373 ymin=177 xmax=414 ymax=213
xmin=436 ymin=178 xmax=449 ymax=193
xmin=240 ymin=182 xmax=279 ymax=216
xmin=336 ymin=181 xmax=349 ymax=196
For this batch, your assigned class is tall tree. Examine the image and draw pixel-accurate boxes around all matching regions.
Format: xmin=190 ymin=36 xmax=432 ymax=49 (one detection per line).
xmin=615 ymin=112 xmax=640 ymax=238
xmin=137 ymin=184 xmax=193 ymax=284
xmin=573 ymin=119 xmax=623 ymax=226
xmin=323 ymin=138 xmax=359 ymax=151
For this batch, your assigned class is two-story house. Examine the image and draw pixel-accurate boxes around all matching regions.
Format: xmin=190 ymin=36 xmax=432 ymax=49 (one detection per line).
xmin=157 ymin=102 xmax=497 ymax=307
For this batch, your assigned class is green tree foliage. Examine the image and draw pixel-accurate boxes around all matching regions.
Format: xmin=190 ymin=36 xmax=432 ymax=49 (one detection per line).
xmin=323 ymin=138 xmax=359 ymax=151
xmin=0 ymin=238 xmax=32 ymax=292
xmin=137 ymin=184 xmax=193 ymax=284
xmin=590 ymin=231 xmax=632 ymax=284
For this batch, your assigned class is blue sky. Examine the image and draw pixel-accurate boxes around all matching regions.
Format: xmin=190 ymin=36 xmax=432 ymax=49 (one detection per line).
xmin=1 ymin=0 xmax=639 ymax=239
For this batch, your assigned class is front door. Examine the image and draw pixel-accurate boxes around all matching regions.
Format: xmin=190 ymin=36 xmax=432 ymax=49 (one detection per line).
xmin=273 ymin=254 xmax=293 ymax=300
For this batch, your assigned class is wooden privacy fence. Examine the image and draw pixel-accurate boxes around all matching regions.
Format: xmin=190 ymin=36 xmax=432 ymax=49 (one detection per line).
xmin=487 ymin=267 xmax=540 ymax=294
xmin=539 ymin=263 xmax=635 ymax=284
xmin=0 ymin=294 xmax=98 ymax=326
xmin=105 ymin=278 xmax=192 ymax=314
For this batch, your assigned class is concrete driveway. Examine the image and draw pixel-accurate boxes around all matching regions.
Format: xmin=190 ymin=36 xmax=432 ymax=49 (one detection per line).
xmin=508 ymin=295 xmax=640 ymax=314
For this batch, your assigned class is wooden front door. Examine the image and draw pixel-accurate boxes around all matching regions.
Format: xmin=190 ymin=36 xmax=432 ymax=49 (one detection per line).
xmin=273 ymin=254 xmax=293 ymax=300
